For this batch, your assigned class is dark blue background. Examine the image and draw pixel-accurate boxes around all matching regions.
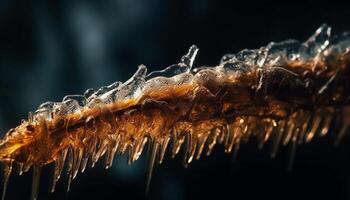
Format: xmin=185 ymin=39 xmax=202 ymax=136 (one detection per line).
xmin=0 ymin=1 xmax=349 ymax=200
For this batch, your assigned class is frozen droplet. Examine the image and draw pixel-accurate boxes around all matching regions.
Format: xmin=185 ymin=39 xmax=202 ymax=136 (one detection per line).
xmin=300 ymin=24 xmax=331 ymax=58
xmin=62 ymin=99 xmax=82 ymax=114
xmin=146 ymin=45 xmax=198 ymax=80
xmin=99 ymin=89 xmax=119 ymax=104
xmin=53 ymin=103 xmax=69 ymax=118
xmin=328 ymin=31 xmax=350 ymax=54
xmin=37 ymin=101 xmax=56 ymax=110
xmin=191 ymin=66 xmax=212 ymax=74
xmin=107 ymin=81 xmax=122 ymax=90
xmin=88 ymin=81 xmax=122 ymax=103
xmin=34 ymin=110 xmax=52 ymax=121
xmin=220 ymin=54 xmax=236 ymax=64
xmin=88 ymin=79 xmax=126 ymax=104
xmin=86 ymin=97 xmax=104 ymax=109
xmin=83 ymin=88 xmax=95 ymax=99
xmin=34 ymin=102 xmax=57 ymax=120
xmin=229 ymin=48 xmax=269 ymax=68
xmin=63 ymin=95 xmax=87 ymax=107
xmin=222 ymin=61 xmax=248 ymax=72
xmin=97 ymin=82 xmax=122 ymax=104
xmin=235 ymin=49 xmax=255 ymax=60
xmin=94 ymin=86 xmax=108 ymax=97
xmin=266 ymin=39 xmax=301 ymax=61
xmin=146 ymin=64 xmax=188 ymax=80
xmin=180 ymin=44 xmax=198 ymax=68
xmin=113 ymin=65 xmax=147 ymax=101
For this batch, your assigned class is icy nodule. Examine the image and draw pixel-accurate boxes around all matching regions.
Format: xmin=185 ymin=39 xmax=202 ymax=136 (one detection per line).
xmin=0 ymin=24 xmax=349 ymax=200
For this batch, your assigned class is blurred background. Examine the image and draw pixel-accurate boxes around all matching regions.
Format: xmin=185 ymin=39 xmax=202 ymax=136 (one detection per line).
xmin=0 ymin=0 xmax=350 ymax=199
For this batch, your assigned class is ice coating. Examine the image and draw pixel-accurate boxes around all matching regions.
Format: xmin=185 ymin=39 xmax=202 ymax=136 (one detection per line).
xmin=0 ymin=24 xmax=349 ymax=200
xmin=27 ymin=24 xmax=345 ymax=122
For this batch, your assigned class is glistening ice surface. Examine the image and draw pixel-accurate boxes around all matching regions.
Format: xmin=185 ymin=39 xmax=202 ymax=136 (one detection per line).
xmin=0 ymin=24 xmax=349 ymax=200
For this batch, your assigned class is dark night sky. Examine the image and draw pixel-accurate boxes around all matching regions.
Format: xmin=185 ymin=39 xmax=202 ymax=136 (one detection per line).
xmin=0 ymin=1 xmax=350 ymax=200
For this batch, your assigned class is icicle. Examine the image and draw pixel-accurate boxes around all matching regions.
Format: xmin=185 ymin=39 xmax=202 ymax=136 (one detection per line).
xmin=224 ymin=124 xmax=234 ymax=153
xmin=320 ymin=114 xmax=333 ymax=137
xmin=1 ymin=161 xmax=12 ymax=200
xmin=58 ymin=148 xmax=68 ymax=179
xmin=306 ymin=114 xmax=322 ymax=143
xmin=105 ymin=141 xmax=119 ymax=169
xmin=158 ymin=136 xmax=170 ymax=164
xmin=105 ymin=144 xmax=113 ymax=169
xmin=231 ymin=125 xmax=242 ymax=161
xmin=171 ymin=132 xmax=185 ymax=158
xmin=195 ymin=132 xmax=209 ymax=160
xmin=23 ymin=158 xmax=33 ymax=173
xmin=183 ymin=131 xmax=191 ymax=167
xmin=258 ymin=123 xmax=274 ymax=150
xmin=217 ymin=127 xmax=225 ymax=144
xmin=270 ymin=120 xmax=286 ymax=158
xmin=222 ymin=126 xmax=230 ymax=146
xmin=31 ymin=165 xmax=41 ymax=200
xmin=50 ymin=160 xmax=59 ymax=193
xmin=80 ymin=151 xmax=89 ymax=173
xmin=139 ymin=137 xmax=149 ymax=159
xmin=206 ymin=129 xmax=219 ymax=156
xmin=335 ymin=121 xmax=349 ymax=146
xmin=264 ymin=121 xmax=275 ymax=142
xmin=131 ymin=137 xmax=148 ymax=163
xmin=241 ymin=121 xmax=252 ymax=144
xmin=257 ymin=128 xmax=265 ymax=149
xmin=72 ymin=148 xmax=83 ymax=179
xmin=232 ymin=137 xmax=241 ymax=161
xmin=95 ymin=140 xmax=108 ymax=163
xmin=282 ymin=120 xmax=295 ymax=145
xmin=128 ymin=145 xmax=134 ymax=165
xmin=131 ymin=142 xmax=140 ymax=164
xmin=298 ymin=113 xmax=311 ymax=144
xmin=288 ymin=128 xmax=300 ymax=171
xmin=186 ymin=133 xmax=197 ymax=165
xmin=145 ymin=138 xmax=159 ymax=194
xmin=90 ymin=138 xmax=99 ymax=168
xmin=227 ymin=126 xmax=241 ymax=154
xmin=66 ymin=148 xmax=74 ymax=192
xmin=17 ymin=162 xmax=24 ymax=176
